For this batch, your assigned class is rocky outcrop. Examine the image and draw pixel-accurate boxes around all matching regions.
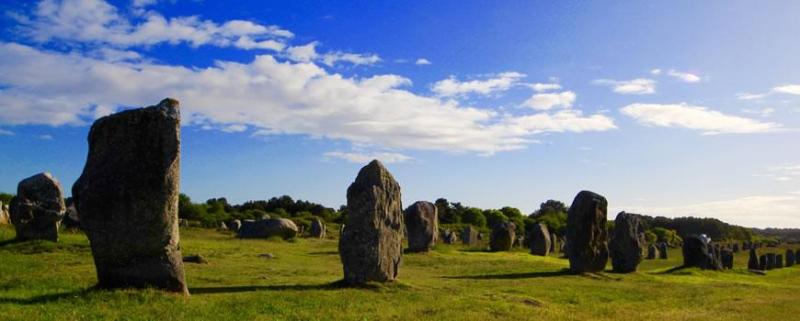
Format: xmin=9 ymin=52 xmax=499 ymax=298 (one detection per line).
xmin=609 ymin=212 xmax=645 ymax=273
xmin=339 ymin=160 xmax=403 ymax=285
xmin=404 ymin=201 xmax=437 ymax=252
xmin=10 ymin=172 xmax=66 ymax=241
xmin=528 ymin=223 xmax=550 ymax=256
xmin=72 ymin=98 xmax=187 ymax=294
xmin=565 ymin=191 xmax=609 ymax=273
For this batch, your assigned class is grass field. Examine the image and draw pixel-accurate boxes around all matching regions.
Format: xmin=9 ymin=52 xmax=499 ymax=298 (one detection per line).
xmin=1 ymin=225 xmax=799 ymax=321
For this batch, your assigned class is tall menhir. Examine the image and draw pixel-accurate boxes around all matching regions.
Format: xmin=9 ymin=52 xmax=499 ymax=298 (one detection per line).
xmin=72 ymin=98 xmax=187 ymax=295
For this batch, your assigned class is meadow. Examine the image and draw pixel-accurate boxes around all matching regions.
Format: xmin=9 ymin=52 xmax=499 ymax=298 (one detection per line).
xmin=1 ymin=226 xmax=798 ymax=321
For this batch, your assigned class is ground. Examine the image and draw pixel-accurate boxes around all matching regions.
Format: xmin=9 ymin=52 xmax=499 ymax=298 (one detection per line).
xmin=1 ymin=226 xmax=798 ymax=321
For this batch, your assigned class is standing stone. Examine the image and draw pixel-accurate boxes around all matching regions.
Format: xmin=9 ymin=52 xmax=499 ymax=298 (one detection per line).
xmin=609 ymin=212 xmax=646 ymax=273
xmin=759 ymin=255 xmax=767 ymax=270
xmin=776 ymin=254 xmax=784 ymax=268
xmin=647 ymin=244 xmax=659 ymax=259
xmin=566 ymin=191 xmax=609 ymax=273
xmin=238 ymin=218 xmax=298 ymax=239
xmin=550 ymin=233 xmax=559 ymax=254
xmin=489 ymin=222 xmax=516 ymax=252
xmin=732 ymin=243 xmax=739 ymax=253
xmin=461 ymin=225 xmax=479 ymax=246
xmin=339 ymin=160 xmax=403 ymax=285
xmin=682 ymin=235 xmax=721 ymax=270
xmin=404 ymin=201 xmax=437 ymax=252
xmin=9 ymin=173 xmax=66 ymax=241
xmin=310 ymin=218 xmax=326 ymax=238
xmin=659 ymin=242 xmax=669 ymax=259
xmin=0 ymin=201 xmax=9 ymax=225
xmin=766 ymin=253 xmax=776 ymax=270
xmin=748 ymin=248 xmax=760 ymax=270
xmin=442 ymin=230 xmax=458 ymax=244
xmin=528 ymin=223 xmax=551 ymax=256
xmin=786 ymin=249 xmax=796 ymax=267
xmin=72 ymin=98 xmax=187 ymax=294
xmin=720 ymin=249 xmax=734 ymax=269
xmin=229 ymin=219 xmax=242 ymax=233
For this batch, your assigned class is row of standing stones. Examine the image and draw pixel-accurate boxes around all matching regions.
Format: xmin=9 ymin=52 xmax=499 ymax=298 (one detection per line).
xmin=3 ymin=98 xmax=800 ymax=295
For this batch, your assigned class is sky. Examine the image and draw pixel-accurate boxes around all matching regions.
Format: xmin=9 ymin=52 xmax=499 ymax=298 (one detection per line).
xmin=0 ymin=0 xmax=799 ymax=228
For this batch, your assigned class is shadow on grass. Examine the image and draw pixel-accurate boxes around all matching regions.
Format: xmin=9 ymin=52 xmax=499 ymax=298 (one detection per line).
xmin=307 ymin=250 xmax=338 ymax=256
xmin=0 ymin=289 xmax=93 ymax=305
xmin=654 ymin=265 xmax=689 ymax=274
xmin=190 ymin=279 xmax=406 ymax=295
xmin=443 ymin=268 xmax=573 ymax=280
xmin=0 ymin=238 xmax=21 ymax=247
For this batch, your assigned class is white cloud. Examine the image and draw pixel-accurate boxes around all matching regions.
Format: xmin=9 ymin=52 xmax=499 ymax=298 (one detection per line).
xmin=620 ymin=103 xmax=781 ymax=134
xmin=755 ymin=164 xmax=800 ymax=182
xmin=618 ymin=193 xmax=800 ymax=228
xmin=221 ymin=124 xmax=247 ymax=133
xmin=736 ymin=92 xmax=767 ymax=100
xmin=12 ymin=0 xmax=293 ymax=50
xmin=522 ymin=91 xmax=576 ymax=110
xmin=132 ymin=0 xmax=158 ymax=8
xmin=773 ymin=85 xmax=800 ymax=95
xmin=529 ymin=83 xmax=561 ymax=92
xmin=415 ymin=58 xmax=431 ymax=65
xmin=0 ymin=42 xmax=616 ymax=155
xmin=286 ymin=42 xmax=380 ymax=66
xmin=592 ymin=78 xmax=656 ymax=95
xmin=650 ymin=69 xmax=662 ymax=75
xmin=666 ymin=69 xmax=701 ymax=83
xmin=38 ymin=134 xmax=53 ymax=140
xmin=0 ymin=128 xmax=14 ymax=136
xmin=741 ymin=107 xmax=776 ymax=118
xmin=431 ymin=72 xmax=525 ymax=97
xmin=324 ymin=151 xmax=411 ymax=164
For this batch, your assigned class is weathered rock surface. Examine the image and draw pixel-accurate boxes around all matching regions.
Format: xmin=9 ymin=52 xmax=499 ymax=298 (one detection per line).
xmin=238 ymin=218 xmax=299 ymax=239
xmin=442 ymin=230 xmax=458 ymax=244
xmin=461 ymin=225 xmax=479 ymax=246
xmin=659 ymin=242 xmax=669 ymax=259
xmin=682 ymin=235 xmax=721 ymax=270
xmin=528 ymin=223 xmax=551 ymax=256
xmin=786 ymin=249 xmax=796 ymax=267
xmin=339 ymin=160 xmax=403 ymax=285
xmin=550 ymin=232 xmax=559 ymax=254
xmin=490 ymin=222 xmax=516 ymax=252
xmin=229 ymin=219 xmax=242 ymax=232
xmin=72 ymin=98 xmax=187 ymax=294
xmin=759 ymin=254 xmax=767 ymax=270
xmin=766 ymin=253 xmax=776 ymax=270
xmin=310 ymin=218 xmax=326 ymax=238
xmin=609 ymin=212 xmax=646 ymax=273
xmin=748 ymin=248 xmax=760 ymax=270
xmin=776 ymin=254 xmax=784 ymax=268
xmin=10 ymin=172 xmax=66 ymax=241
xmin=566 ymin=191 xmax=609 ymax=273
xmin=404 ymin=201 xmax=437 ymax=252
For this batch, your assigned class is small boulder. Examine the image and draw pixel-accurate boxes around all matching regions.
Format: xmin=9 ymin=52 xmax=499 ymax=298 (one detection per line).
xmin=238 ymin=218 xmax=299 ymax=239
xmin=775 ymin=254 xmax=784 ymax=268
xmin=461 ymin=225 xmax=479 ymax=246
xmin=0 ymin=201 xmax=10 ymax=225
xmin=609 ymin=212 xmax=646 ymax=273
xmin=10 ymin=173 xmax=66 ymax=241
xmin=404 ymin=201 xmax=437 ymax=252
xmin=528 ymin=223 xmax=551 ymax=256
xmin=489 ymin=222 xmax=516 ymax=252
xmin=310 ymin=218 xmax=326 ymax=238
xmin=647 ymin=244 xmax=659 ymax=260
xmin=720 ymin=249 xmax=734 ymax=269
xmin=658 ymin=242 xmax=669 ymax=259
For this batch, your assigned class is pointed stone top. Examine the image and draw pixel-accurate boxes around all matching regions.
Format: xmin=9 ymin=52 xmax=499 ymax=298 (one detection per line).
xmin=353 ymin=159 xmax=396 ymax=186
xmin=157 ymin=98 xmax=180 ymax=119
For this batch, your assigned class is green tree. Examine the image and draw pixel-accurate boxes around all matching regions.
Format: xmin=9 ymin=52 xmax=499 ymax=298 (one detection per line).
xmin=499 ymin=206 xmax=523 ymax=220
xmin=461 ymin=207 xmax=487 ymax=228
xmin=484 ymin=209 xmax=508 ymax=228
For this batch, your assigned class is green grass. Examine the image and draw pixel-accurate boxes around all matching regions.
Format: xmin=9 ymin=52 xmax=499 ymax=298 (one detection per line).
xmin=1 ymin=225 xmax=799 ymax=321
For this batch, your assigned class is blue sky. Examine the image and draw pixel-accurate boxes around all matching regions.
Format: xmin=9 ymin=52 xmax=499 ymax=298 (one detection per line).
xmin=0 ymin=0 xmax=799 ymax=228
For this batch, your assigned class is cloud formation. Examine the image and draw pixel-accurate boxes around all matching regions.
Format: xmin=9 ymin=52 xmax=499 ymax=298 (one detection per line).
xmin=431 ymin=72 xmax=525 ymax=97
xmin=324 ymin=151 xmax=412 ymax=164
xmin=666 ymin=69 xmax=701 ymax=83
xmin=0 ymin=42 xmax=616 ymax=155
xmin=593 ymin=78 xmax=656 ymax=95
xmin=620 ymin=103 xmax=780 ymax=134
xmin=414 ymin=58 xmax=431 ymax=65
xmin=522 ymin=91 xmax=576 ymax=110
